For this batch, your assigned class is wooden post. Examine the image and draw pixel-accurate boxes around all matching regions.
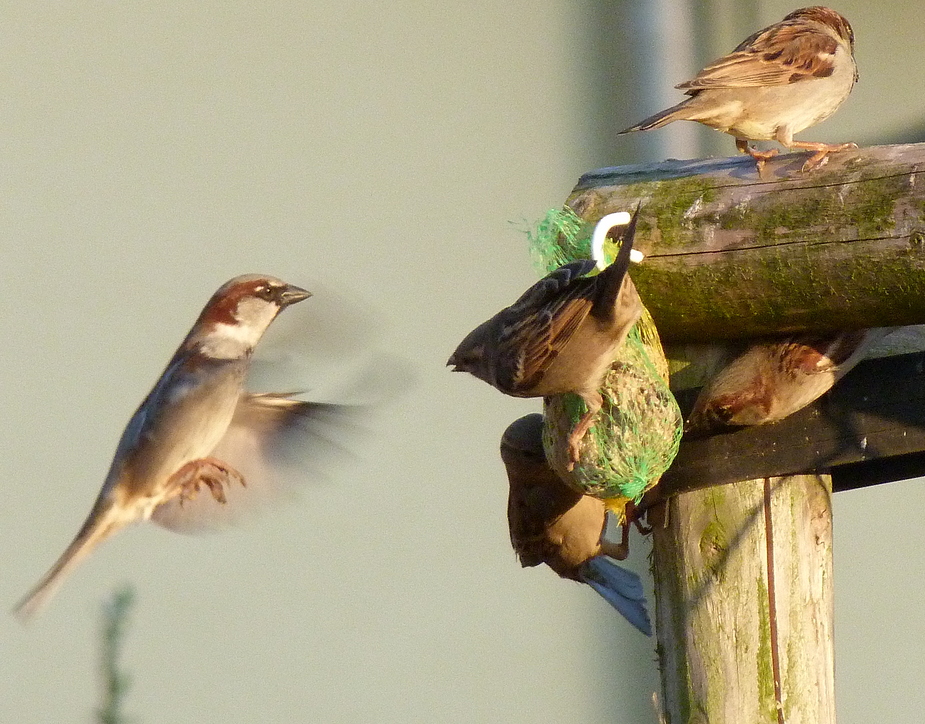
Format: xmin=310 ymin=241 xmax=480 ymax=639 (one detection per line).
xmin=558 ymin=146 xmax=925 ymax=723
xmin=651 ymin=475 xmax=834 ymax=724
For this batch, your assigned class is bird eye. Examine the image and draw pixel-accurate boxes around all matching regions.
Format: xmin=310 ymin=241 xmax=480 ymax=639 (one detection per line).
xmin=255 ymin=286 xmax=275 ymax=301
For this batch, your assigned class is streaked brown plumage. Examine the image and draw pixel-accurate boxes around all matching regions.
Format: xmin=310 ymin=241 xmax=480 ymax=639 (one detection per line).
xmin=687 ymin=329 xmax=887 ymax=434
xmin=620 ymin=7 xmax=858 ymax=172
xmin=501 ymin=413 xmax=651 ymax=635
xmin=449 ymin=208 xmax=643 ymax=466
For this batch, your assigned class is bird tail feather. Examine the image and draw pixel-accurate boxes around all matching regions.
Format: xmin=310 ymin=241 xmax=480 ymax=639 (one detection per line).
xmin=619 ymin=101 xmax=690 ymax=134
xmin=582 ymin=556 xmax=652 ymax=636
xmin=13 ymin=502 xmax=123 ymax=622
xmin=592 ymin=204 xmax=642 ymax=326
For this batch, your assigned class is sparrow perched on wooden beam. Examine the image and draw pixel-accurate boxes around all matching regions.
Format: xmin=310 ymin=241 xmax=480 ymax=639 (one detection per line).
xmin=620 ymin=6 xmax=858 ymax=172
xmin=448 ymin=208 xmax=643 ymax=467
xmin=686 ymin=329 xmax=888 ymax=435
xmin=501 ymin=414 xmax=652 ymax=635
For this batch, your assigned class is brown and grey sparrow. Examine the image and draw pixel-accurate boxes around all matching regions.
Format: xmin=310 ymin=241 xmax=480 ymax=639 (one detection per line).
xmin=14 ymin=275 xmax=360 ymax=620
xmin=686 ymin=328 xmax=887 ymax=434
xmin=620 ymin=7 xmax=858 ymax=172
xmin=448 ymin=208 xmax=642 ymax=466
xmin=501 ymin=414 xmax=651 ymax=635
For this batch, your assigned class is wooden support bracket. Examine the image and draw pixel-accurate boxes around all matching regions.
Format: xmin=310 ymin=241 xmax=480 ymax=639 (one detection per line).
xmin=660 ymin=350 xmax=925 ymax=498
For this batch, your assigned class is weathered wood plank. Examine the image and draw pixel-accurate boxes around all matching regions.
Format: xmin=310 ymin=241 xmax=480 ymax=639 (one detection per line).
xmin=566 ymin=143 xmax=925 ymax=342
xmin=658 ymin=350 xmax=925 ymax=497
xmin=652 ymin=475 xmax=834 ymax=724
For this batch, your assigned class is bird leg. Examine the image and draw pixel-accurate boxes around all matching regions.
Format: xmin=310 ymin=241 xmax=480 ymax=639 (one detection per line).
xmin=626 ymin=500 xmax=652 ymax=535
xmin=170 ymin=457 xmax=246 ymax=505
xmin=736 ymin=138 xmax=778 ymax=173
xmin=566 ymin=392 xmax=604 ymax=471
xmin=787 ymin=140 xmax=858 ymax=172
xmin=599 ymin=501 xmax=650 ymax=561
xmin=600 ymin=522 xmax=630 ymax=561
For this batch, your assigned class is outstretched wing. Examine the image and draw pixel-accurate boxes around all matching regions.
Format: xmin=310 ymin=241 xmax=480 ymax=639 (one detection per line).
xmin=150 ymin=392 xmax=363 ymax=532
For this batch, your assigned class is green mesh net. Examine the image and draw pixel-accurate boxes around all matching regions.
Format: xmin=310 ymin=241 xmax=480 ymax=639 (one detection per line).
xmin=528 ymin=208 xmax=683 ymax=520
xmin=526 ymin=207 xmax=594 ymax=273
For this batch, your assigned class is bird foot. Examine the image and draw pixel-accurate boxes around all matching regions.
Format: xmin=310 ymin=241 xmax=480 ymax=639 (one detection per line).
xmin=566 ymin=406 xmax=602 ymax=471
xmin=625 ymin=500 xmax=652 ymax=535
xmin=736 ymin=139 xmax=778 ymax=174
xmin=171 ymin=457 xmax=246 ymax=505
xmin=749 ymin=147 xmax=778 ymax=174
xmin=566 ymin=438 xmax=582 ymax=472
xmin=798 ymin=142 xmax=858 ymax=172
xmin=601 ymin=511 xmax=632 ymax=560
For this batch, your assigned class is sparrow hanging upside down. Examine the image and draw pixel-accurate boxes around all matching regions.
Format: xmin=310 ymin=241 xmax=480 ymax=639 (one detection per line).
xmin=620 ymin=6 xmax=858 ymax=172
xmin=501 ymin=414 xmax=651 ymax=635
xmin=448 ymin=207 xmax=643 ymax=468
xmin=14 ymin=275 xmax=341 ymax=620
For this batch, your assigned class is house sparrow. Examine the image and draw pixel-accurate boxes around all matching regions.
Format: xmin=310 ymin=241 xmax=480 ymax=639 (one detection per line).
xmin=501 ymin=414 xmax=651 ymax=635
xmin=448 ymin=208 xmax=643 ymax=467
xmin=686 ymin=328 xmax=888 ymax=434
xmin=620 ymin=7 xmax=858 ymax=172
xmin=14 ymin=274 xmax=319 ymax=620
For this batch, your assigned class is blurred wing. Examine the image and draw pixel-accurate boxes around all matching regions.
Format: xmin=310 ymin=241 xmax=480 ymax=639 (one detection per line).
xmin=150 ymin=393 xmax=364 ymax=533
xmin=677 ymin=21 xmax=840 ymax=90
xmin=245 ymin=280 xmax=378 ymax=395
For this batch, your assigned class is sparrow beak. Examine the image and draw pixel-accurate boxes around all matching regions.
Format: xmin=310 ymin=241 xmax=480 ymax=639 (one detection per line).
xmin=279 ymin=284 xmax=312 ymax=307
xmin=446 ymin=352 xmax=468 ymax=372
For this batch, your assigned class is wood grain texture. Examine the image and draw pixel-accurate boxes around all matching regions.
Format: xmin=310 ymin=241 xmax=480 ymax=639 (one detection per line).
xmin=652 ymin=475 xmax=834 ymax=724
xmin=566 ymin=144 xmax=925 ymax=342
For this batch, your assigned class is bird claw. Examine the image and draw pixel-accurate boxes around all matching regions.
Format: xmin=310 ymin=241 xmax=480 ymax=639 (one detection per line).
xmin=566 ymin=406 xmax=601 ymax=471
xmin=736 ymin=139 xmax=778 ymax=174
xmin=799 ymin=142 xmax=858 ymax=172
xmin=172 ymin=457 xmax=246 ymax=506
xmin=801 ymin=152 xmax=830 ymax=172
xmin=748 ymin=147 xmax=778 ymax=174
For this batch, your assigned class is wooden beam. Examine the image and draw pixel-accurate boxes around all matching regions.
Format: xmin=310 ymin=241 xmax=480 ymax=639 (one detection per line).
xmin=658 ymin=350 xmax=925 ymax=497
xmin=566 ymin=143 xmax=925 ymax=342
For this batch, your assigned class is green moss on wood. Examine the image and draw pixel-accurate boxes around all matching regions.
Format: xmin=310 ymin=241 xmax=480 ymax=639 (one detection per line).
xmin=566 ymin=157 xmax=925 ymax=341
xmin=756 ymin=577 xmax=777 ymax=722
xmin=646 ymin=176 xmax=720 ymax=245
xmin=717 ymin=174 xmax=906 ymax=243
xmin=698 ymin=519 xmax=728 ymax=582
xmin=631 ymin=232 xmax=925 ymax=341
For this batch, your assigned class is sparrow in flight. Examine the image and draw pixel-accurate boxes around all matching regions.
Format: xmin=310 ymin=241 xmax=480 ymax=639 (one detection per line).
xmin=14 ymin=274 xmax=334 ymax=620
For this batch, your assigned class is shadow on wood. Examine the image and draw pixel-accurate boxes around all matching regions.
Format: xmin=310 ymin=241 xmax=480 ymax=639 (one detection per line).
xmin=659 ymin=350 xmax=925 ymax=497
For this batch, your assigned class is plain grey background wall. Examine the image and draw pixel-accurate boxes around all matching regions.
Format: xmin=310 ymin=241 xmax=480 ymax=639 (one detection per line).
xmin=2 ymin=2 xmax=924 ymax=722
